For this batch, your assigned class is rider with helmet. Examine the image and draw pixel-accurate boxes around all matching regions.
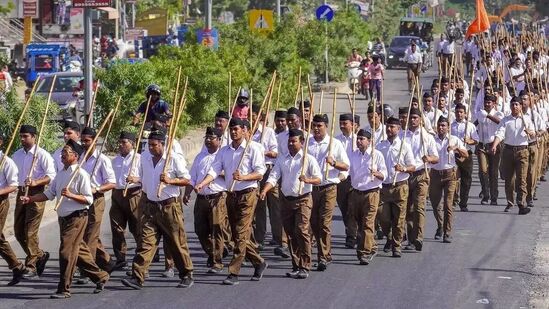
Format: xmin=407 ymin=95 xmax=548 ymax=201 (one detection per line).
xmin=132 ymin=84 xmax=171 ymax=126
xmin=232 ymin=88 xmax=250 ymax=119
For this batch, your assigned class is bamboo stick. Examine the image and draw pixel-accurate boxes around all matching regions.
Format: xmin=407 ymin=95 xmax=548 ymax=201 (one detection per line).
xmin=392 ymin=82 xmax=416 ymax=185
xmin=324 ymin=88 xmax=337 ymax=179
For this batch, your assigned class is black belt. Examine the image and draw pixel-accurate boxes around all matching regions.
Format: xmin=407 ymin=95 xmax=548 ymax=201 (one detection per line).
xmin=114 ymin=187 xmax=141 ymax=196
xmin=504 ymin=144 xmax=527 ymax=150
xmin=93 ymin=192 xmax=104 ymax=199
xmin=431 ymin=168 xmax=456 ymax=175
xmin=353 ymin=187 xmax=379 ymax=194
xmin=198 ymin=192 xmax=224 ymax=201
xmin=313 ymin=183 xmax=336 ymax=191
xmin=529 ymin=141 xmax=537 ymax=146
xmin=145 ymin=196 xmax=177 ymax=207
xmin=231 ymin=187 xmax=256 ymax=195
xmin=18 ymin=185 xmax=45 ymax=192
xmin=411 ymin=169 xmax=427 ymax=177
xmin=60 ymin=209 xmax=88 ymax=221
xmin=0 ymin=194 xmax=8 ymax=202
xmin=284 ymin=193 xmax=311 ymax=201
xmin=382 ymin=180 xmax=407 ymax=188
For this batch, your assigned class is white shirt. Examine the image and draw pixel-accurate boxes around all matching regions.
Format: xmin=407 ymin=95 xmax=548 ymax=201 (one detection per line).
xmin=267 ymin=150 xmax=321 ymax=197
xmin=112 ymin=151 xmax=141 ymax=190
xmin=431 ymin=134 xmax=466 ymax=170
xmin=252 ymin=125 xmax=278 ymax=165
xmin=476 ymin=109 xmax=504 ymax=143
xmin=0 ymin=152 xmax=18 ymax=189
xmin=442 ymin=40 xmax=455 ymax=54
xmin=81 ymin=149 xmax=116 ymax=188
xmin=209 ymin=139 xmax=266 ymax=192
xmin=12 ymin=145 xmax=56 ymax=186
xmin=402 ymin=128 xmax=438 ymax=171
xmin=523 ymin=108 xmax=547 ymax=142
xmin=376 ymin=136 xmax=414 ymax=183
xmin=405 ymin=51 xmax=423 ymax=64
xmin=495 ymin=114 xmax=535 ymax=146
xmin=139 ymin=152 xmax=190 ymax=202
xmin=190 ymin=148 xmax=226 ymax=195
xmin=363 ymin=123 xmax=386 ymax=145
xmin=348 ymin=147 xmax=387 ymax=191
xmin=44 ymin=164 xmax=93 ymax=218
xmin=336 ymin=132 xmax=356 ymax=159
xmin=307 ymin=135 xmax=350 ymax=186
xmin=276 ymin=129 xmax=290 ymax=157
xmin=451 ymin=120 xmax=479 ymax=151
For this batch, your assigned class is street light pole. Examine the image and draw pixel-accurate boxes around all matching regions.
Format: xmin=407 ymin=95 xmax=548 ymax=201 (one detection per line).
xmin=84 ymin=8 xmax=94 ymax=126
xmin=205 ymin=0 xmax=212 ymax=29
xmin=276 ymin=0 xmax=281 ymax=22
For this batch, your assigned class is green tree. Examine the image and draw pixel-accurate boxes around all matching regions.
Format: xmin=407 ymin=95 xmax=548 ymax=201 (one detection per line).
xmin=0 ymin=2 xmax=14 ymax=16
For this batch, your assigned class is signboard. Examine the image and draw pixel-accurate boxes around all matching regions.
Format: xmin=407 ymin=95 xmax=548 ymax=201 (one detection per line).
xmin=248 ymin=10 xmax=274 ymax=33
xmin=72 ymin=0 xmax=112 ymax=8
xmin=316 ymin=5 xmax=334 ymax=22
xmin=22 ymin=0 xmax=37 ymax=17
xmin=196 ymin=28 xmax=219 ymax=50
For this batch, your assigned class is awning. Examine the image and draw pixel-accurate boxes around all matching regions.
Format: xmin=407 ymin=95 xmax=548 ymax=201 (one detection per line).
xmin=98 ymin=7 xmax=119 ymax=19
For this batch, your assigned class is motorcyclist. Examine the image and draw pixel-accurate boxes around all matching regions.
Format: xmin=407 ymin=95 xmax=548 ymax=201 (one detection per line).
xmin=347 ymin=48 xmax=363 ymax=64
xmin=132 ymin=84 xmax=171 ymax=126
xmin=371 ymin=37 xmax=387 ymax=66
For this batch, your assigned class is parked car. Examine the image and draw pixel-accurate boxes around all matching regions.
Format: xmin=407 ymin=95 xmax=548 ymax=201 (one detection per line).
xmin=387 ymin=35 xmax=421 ymax=69
xmin=34 ymin=71 xmax=86 ymax=124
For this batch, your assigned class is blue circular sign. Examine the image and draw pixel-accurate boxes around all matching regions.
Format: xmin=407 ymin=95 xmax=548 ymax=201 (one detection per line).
xmin=316 ymin=5 xmax=334 ymax=22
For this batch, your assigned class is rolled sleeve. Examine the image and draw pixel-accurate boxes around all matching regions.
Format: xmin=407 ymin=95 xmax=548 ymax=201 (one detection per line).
xmin=77 ymin=173 xmax=94 ymax=205
xmin=173 ymin=155 xmax=191 ymax=180
xmin=42 ymin=152 xmax=56 ymax=180
xmin=250 ymin=146 xmax=267 ymax=176
xmin=43 ymin=176 xmax=57 ymax=201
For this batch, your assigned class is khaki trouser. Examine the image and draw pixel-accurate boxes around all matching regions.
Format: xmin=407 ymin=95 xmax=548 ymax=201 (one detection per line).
xmin=406 ymin=170 xmax=429 ymax=245
xmin=525 ymin=143 xmax=539 ymax=203
xmin=15 ymin=186 xmax=45 ymax=272
xmin=281 ymin=193 xmax=313 ymax=271
xmin=501 ymin=145 xmax=529 ymax=207
xmin=380 ymin=182 xmax=408 ymax=252
xmin=58 ymin=211 xmax=109 ymax=294
xmin=110 ymin=188 xmax=142 ymax=263
xmin=194 ymin=192 xmax=227 ymax=270
xmin=83 ymin=195 xmax=112 ymax=271
xmin=226 ymin=188 xmax=264 ymax=275
xmin=455 ymin=152 xmax=473 ymax=208
xmin=407 ymin=64 xmax=420 ymax=92
xmin=311 ymin=184 xmax=337 ymax=263
xmin=255 ymin=167 xmax=287 ymax=246
xmin=429 ymin=168 xmax=457 ymax=237
xmin=0 ymin=197 xmax=23 ymax=270
xmin=337 ymin=177 xmax=357 ymax=243
xmin=132 ymin=197 xmax=193 ymax=284
xmin=477 ymin=143 xmax=501 ymax=201
xmin=350 ymin=188 xmax=380 ymax=258
xmin=542 ymin=133 xmax=549 ymax=175
xmin=538 ymin=135 xmax=547 ymax=178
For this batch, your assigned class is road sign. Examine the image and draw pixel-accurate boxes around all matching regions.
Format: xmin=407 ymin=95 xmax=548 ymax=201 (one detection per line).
xmin=316 ymin=5 xmax=334 ymax=22
xmin=22 ymin=0 xmax=37 ymax=17
xmin=72 ymin=0 xmax=112 ymax=8
xmin=197 ymin=28 xmax=219 ymax=49
xmin=249 ymin=10 xmax=274 ymax=33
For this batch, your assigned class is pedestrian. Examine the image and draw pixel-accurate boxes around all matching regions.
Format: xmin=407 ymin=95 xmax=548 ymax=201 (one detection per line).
xmin=368 ymin=55 xmax=384 ymax=102
xmin=404 ymin=43 xmax=422 ymax=94
xmin=52 ymin=121 xmax=81 ymax=172
xmin=20 ymin=140 xmax=109 ymax=299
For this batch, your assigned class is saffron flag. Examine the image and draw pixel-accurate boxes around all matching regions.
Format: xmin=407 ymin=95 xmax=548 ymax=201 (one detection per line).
xmin=466 ymin=0 xmax=490 ymax=38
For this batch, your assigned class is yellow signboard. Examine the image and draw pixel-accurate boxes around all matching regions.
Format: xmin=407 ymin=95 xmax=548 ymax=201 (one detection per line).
xmin=248 ymin=10 xmax=274 ymax=33
xmin=23 ymin=16 xmax=32 ymax=44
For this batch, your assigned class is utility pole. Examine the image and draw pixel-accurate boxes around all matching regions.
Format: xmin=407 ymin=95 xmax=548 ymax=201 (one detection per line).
xmin=205 ymin=0 xmax=212 ymax=29
xmin=276 ymin=0 xmax=281 ymax=22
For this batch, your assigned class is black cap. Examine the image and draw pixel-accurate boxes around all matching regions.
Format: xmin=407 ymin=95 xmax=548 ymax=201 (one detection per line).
xmin=215 ymin=110 xmax=230 ymax=120
xmin=205 ymin=126 xmax=222 ymax=138
xmin=437 ymin=116 xmax=449 ymax=124
xmin=287 ymin=107 xmax=300 ymax=117
xmin=312 ymin=114 xmax=329 ymax=124
xmin=409 ymin=108 xmax=421 ymax=116
xmin=423 ymin=92 xmax=432 ymax=98
xmin=81 ymin=126 xmax=96 ymax=137
xmin=339 ymin=113 xmax=353 ymax=122
xmin=148 ymin=130 xmax=166 ymax=141
xmin=229 ymin=117 xmax=245 ymax=128
xmin=65 ymin=139 xmax=84 ymax=157
xmin=242 ymin=119 xmax=251 ymax=130
xmin=300 ymin=100 xmax=311 ymax=108
xmin=274 ymin=110 xmax=287 ymax=118
xmin=64 ymin=121 xmax=80 ymax=132
xmin=288 ymin=129 xmax=303 ymax=138
xmin=398 ymin=107 xmax=408 ymax=115
xmin=440 ymin=77 xmax=449 ymax=83
xmin=386 ymin=116 xmax=401 ymax=125
xmin=357 ymin=129 xmax=371 ymax=139
xmin=510 ymin=96 xmax=520 ymax=104
xmin=20 ymin=125 xmax=37 ymax=135
xmin=119 ymin=131 xmax=136 ymax=142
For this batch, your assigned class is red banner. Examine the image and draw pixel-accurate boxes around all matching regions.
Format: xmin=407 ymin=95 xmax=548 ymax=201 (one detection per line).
xmin=72 ymin=0 xmax=112 ymax=8
xmin=23 ymin=0 xmax=37 ymax=17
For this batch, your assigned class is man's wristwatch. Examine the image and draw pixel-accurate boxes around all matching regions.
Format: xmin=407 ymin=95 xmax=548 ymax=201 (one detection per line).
xmin=95 ymin=186 xmax=101 ymax=193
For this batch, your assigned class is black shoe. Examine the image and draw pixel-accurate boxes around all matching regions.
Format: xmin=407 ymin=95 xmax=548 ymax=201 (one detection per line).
xmin=257 ymin=242 xmax=264 ymax=251
xmin=518 ymin=208 xmax=531 ymax=215
xmin=316 ymin=261 xmax=327 ymax=271
xmin=358 ymin=255 xmax=370 ymax=265
xmin=504 ymin=204 xmax=512 ymax=212
xmin=93 ymin=282 xmax=106 ymax=294
xmin=541 ymin=176 xmax=547 ymax=182
xmin=481 ymin=199 xmax=489 ymax=205
xmin=177 ymin=274 xmax=194 ymax=288
xmin=460 ymin=207 xmax=469 ymax=212
xmin=36 ymin=251 xmax=50 ymax=276
xmin=113 ymin=260 xmax=127 ymax=271
xmin=383 ymin=241 xmax=392 ymax=253
xmin=392 ymin=251 xmax=402 ymax=258
xmin=105 ymin=259 xmax=117 ymax=274
xmin=222 ymin=274 xmax=239 ymax=285
xmin=7 ymin=267 xmax=25 ymax=286
xmin=296 ymin=269 xmax=309 ymax=279
xmin=274 ymin=246 xmax=290 ymax=258
xmin=222 ymin=247 xmax=229 ymax=258
xmin=443 ymin=235 xmax=452 ymax=243
xmin=490 ymin=200 xmax=498 ymax=206
xmin=251 ymin=262 xmax=268 ymax=281
xmin=478 ymin=192 xmax=483 ymax=198
xmin=344 ymin=237 xmax=356 ymax=249
xmin=22 ymin=269 xmax=37 ymax=279
xmin=121 ymin=278 xmax=143 ymax=290
xmin=403 ymin=243 xmax=416 ymax=251
xmin=50 ymin=292 xmax=71 ymax=299
xmin=206 ymin=256 xmax=214 ymax=268
xmin=414 ymin=240 xmax=423 ymax=252
xmin=376 ymin=229 xmax=384 ymax=240
xmin=434 ymin=228 xmax=442 ymax=240
xmin=286 ymin=269 xmax=299 ymax=278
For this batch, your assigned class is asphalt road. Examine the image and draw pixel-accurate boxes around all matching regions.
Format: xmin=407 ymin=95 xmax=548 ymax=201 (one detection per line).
xmin=1 ymin=64 xmax=549 ymax=309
